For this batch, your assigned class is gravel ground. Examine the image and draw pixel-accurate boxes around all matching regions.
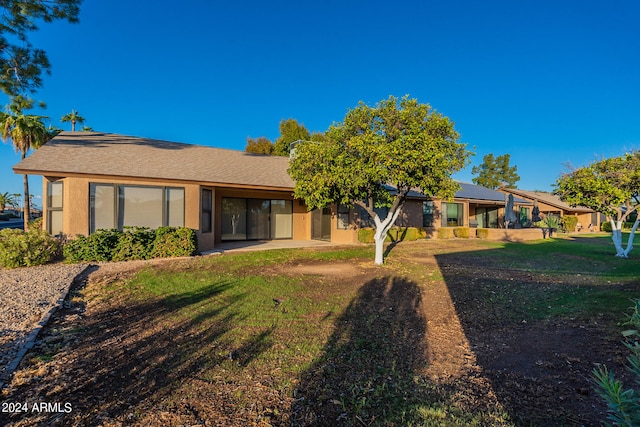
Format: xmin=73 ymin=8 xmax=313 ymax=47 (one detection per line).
xmin=0 ymin=263 xmax=88 ymax=383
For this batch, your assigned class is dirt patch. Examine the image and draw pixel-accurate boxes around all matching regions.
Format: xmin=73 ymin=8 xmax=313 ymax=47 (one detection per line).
xmin=286 ymin=262 xmax=365 ymax=277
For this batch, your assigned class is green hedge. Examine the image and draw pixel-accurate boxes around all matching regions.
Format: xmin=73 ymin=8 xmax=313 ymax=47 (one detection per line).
xmin=453 ymin=227 xmax=470 ymax=238
xmin=561 ymin=216 xmax=579 ymax=232
xmin=476 ymin=228 xmax=490 ymax=239
xmin=64 ymin=227 xmax=198 ymax=263
xmin=601 ymin=222 xmax=636 ymax=232
xmin=0 ymin=227 xmax=59 ymax=268
xmin=357 ymin=227 xmax=427 ymax=243
xmin=152 ymin=226 xmax=199 ymax=258
xmin=437 ymin=228 xmax=454 ymax=239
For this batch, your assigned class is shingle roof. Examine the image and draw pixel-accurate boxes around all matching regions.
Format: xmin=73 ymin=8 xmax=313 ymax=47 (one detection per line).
xmin=500 ymin=188 xmax=594 ymax=212
xmin=13 ymin=132 xmax=295 ymax=189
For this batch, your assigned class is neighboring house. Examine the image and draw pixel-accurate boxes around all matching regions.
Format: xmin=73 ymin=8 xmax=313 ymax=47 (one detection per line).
xmin=499 ymin=188 xmax=604 ymax=231
xmin=13 ymin=132 xmax=536 ymax=251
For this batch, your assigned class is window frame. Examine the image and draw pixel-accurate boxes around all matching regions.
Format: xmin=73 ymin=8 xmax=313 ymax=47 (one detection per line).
xmin=441 ymin=202 xmax=463 ymax=227
xmin=220 ymin=197 xmax=293 ymax=241
xmin=337 ymin=204 xmax=351 ymax=230
xmin=47 ymin=181 xmax=64 ymax=235
xmin=89 ymin=183 xmax=185 ymax=233
xmin=422 ymin=201 xmax=434 ymax=227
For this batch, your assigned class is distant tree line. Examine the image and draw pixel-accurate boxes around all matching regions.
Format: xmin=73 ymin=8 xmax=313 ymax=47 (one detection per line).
xmin=245 ymin=118 xmax=325 ymax=156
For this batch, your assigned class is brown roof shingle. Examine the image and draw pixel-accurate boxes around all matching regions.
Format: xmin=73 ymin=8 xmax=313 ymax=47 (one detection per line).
xmin=500 ymin=188 xmax=594 ymax=213
xmin=13 ymin=132 xmax=295 ymax=189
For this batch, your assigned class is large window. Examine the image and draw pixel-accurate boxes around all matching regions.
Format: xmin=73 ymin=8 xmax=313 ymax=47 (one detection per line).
xmin=47 ymin=181 xmax=63 ymax=235
xmin=271 ymin=200 xmax=293 ymax=238
xmin=476 ymin=207 xmax=499 ymax=228
xmin=90 ymin=184 xmax=184 ymax=233
xmin=422 ymin=201 xmax=434 ymax=227
xmin=337 ymin=204 xmax=350 ymax=229
xmin=441 ymin=202 xmax=463 ymax=227
xmin=221 ymin=198 xmax=292 ymax=240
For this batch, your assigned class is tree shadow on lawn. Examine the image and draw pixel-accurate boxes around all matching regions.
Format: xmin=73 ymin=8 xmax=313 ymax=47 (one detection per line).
xmin=2 ymin=274 xmax=275 ymax=425
xmin=292 ymin=276 xmax=436 ymax=426
xmin=433 ymin=249 xmax=634 ymax=426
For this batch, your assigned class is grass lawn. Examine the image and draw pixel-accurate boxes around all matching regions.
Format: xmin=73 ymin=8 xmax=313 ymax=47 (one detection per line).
xmin=2 ymin=234 xmax=639 ymax=426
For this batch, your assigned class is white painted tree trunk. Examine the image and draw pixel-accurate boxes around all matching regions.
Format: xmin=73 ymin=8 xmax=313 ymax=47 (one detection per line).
xmin=610 ymin=218 xmax=640 ymax=258
xmin=372 ymin=205 xmax=403 ymax=266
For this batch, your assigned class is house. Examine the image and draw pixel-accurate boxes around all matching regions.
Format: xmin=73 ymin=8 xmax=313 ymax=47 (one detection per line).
xmin=13 ymin=132 xmax=537 ymax=251
xmin=498 ymin=187 xmax=604 ymax=231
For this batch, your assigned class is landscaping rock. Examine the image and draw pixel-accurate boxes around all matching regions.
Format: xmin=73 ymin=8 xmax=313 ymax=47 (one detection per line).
xmin=0 ymin=263 xmax=87 ymax=386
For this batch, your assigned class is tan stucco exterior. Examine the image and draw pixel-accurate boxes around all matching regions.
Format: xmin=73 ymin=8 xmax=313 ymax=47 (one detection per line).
xmin=43 ymin=175 xmax=203 ymax=240
xmin=43 ymin=174 xmax=308 ymax=252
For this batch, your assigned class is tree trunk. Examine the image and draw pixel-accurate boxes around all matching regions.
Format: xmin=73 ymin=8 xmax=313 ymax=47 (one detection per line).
xmin=371 ymin=205 xmax=403 ymax=265
xmin=622 ymin=219 xmax=640 ymax=257
xmin=610 ymin=218 xmax=633 ymax=258
xmin=22 ymin=173 xmax=30 ymax=232
xmin=355 ymin=194 xmax=406 ymax=265
xmin=374 ymin=234 xmax=385 ymax=265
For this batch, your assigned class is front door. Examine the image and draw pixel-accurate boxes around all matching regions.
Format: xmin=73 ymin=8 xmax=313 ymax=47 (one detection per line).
xmin=311 ymin=207 xmax=331 ymax=241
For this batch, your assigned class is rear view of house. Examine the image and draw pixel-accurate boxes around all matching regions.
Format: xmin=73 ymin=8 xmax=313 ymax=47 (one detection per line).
xmin=14 ymin=132 xmax=551 ymax=251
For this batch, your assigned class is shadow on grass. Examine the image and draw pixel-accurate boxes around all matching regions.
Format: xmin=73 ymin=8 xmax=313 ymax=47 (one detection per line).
xmin=291 ymin=276 xmax=436 ymax=426
xmin=433 ymin=245 xmax=637 ymax=426
xmin=3 ymin=271 xmax=275 ymax=425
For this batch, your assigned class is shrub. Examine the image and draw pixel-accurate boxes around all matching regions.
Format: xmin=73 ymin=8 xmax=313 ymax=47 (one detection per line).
xmin=593 ymin=299 xmax=640 ymax=426
xmin=0 ymin=227 xmax=59 ymax=268
xmin=64 ymin=227 xmax=198 ymax=263
xmin=562 ymin=216 xmax=579 ymax=232
xmin=453 ymin=227 xmax=470 ymax=238
xmin=400 ymin=227 xmax=420 ymax=241
xmin=64 ymin=229 xmax=121 ymax=262
xmin=358 ymin=227 xmax=423 ymax=244
xmin=476 ymin=228 xmax=490 ymax=239
xmin=112 ymin=227 xmax=155 ymax=261
xmin=358 ymin=228 xmax=375 ymax=243
xmin=152 ymin=227 xmax=198 ymax=258
xmin=437 ymin=228 xmax=454 ymax=239
xmin=601 ymin=222 xmax=636 ymax=232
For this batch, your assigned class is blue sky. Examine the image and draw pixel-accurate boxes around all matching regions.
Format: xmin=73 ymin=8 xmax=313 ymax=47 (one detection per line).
xmin=1 ymin=0 xmax=639 ymax=207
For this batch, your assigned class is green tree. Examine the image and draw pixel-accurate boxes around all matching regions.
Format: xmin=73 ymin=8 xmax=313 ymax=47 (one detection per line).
xmin=554 ymin=152 xmax=640 ymax=258
xmin=60 ymin=108 xmax=85 ymax=131
xmin=0 ymin=192 xmax=19 ymax=212
xmin=289 ymin=95 xmax=470 ymax=265
xmin=0 ymin=97 xmax=51 ymax=230
xmin=245 ymin=136 xmax=274 ymax=155
xmin=274 ymin=118 xmax=311 ymax=156
xmin=0 ymin=0 xmax=81 ymax=97
xmin=471 ymin=153 xmax=520 ymax=189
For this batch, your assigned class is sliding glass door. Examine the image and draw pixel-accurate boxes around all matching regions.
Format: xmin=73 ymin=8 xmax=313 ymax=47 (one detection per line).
xmin=221 ymin=198 xmax=292 ymax=241
xmin=247 ymin=199 xmax=270 ymax=240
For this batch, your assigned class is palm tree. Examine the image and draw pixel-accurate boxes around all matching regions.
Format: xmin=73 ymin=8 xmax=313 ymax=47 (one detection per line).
xmin=0 ymin=97 xmax=51 ymax=230
xmin=61 ymin=109 xmax=85 ymax=132
xmin=0 ymin=192 xmax=18 ymax=212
